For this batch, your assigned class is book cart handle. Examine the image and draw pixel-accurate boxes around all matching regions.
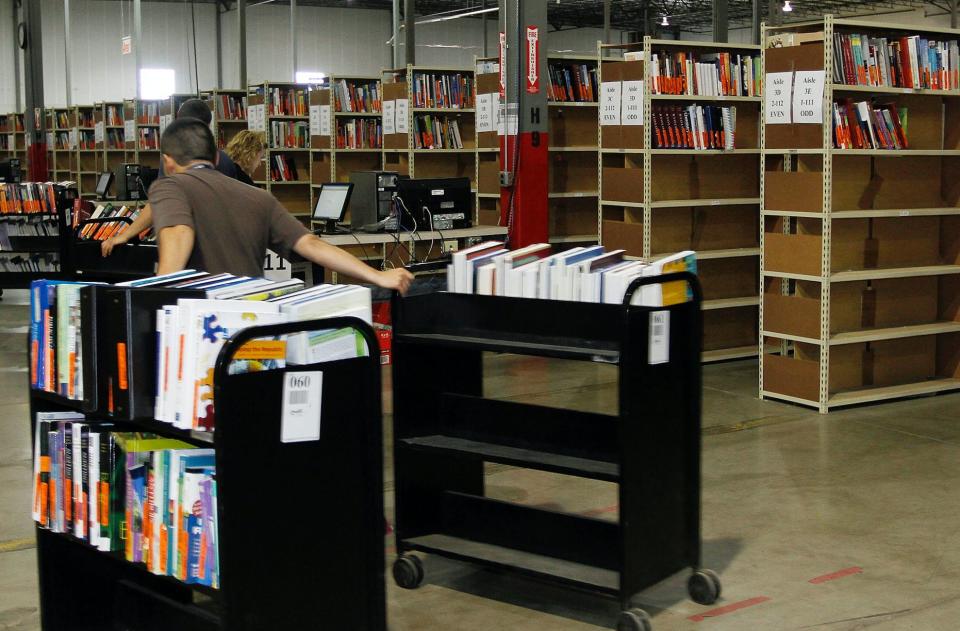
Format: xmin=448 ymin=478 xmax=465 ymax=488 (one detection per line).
xmin=213 ymin=316 xmax=382 ymax=386
xmin=621 ymin=271 xmax=703 ymax=308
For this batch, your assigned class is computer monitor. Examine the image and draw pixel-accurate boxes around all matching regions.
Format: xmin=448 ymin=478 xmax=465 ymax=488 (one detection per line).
xmin=396 ymin=177 xmax=472 ymax=231
xmin=95 ymin=172 xmax=114 ymax=199
xmin=313 ymin=182 xmax=353 ymax=234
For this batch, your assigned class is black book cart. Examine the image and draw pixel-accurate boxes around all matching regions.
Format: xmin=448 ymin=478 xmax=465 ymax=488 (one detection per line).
xmin=389 ymin=272 xmax=720 ymax=631
xmin=31 ymin=316 xmax=387 ymax=631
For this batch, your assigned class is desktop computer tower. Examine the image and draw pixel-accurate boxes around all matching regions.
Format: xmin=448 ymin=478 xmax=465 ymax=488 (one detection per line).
xmin=349 ymin=171 xmax=399 ymax=229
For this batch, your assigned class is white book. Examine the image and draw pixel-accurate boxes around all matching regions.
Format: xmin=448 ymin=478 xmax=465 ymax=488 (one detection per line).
xmin=494 ymin=244 xmax=552 ymax=295
xmin=536 ymin=248 xmax=582 ymax=299
xmin=638 ymin=250 xmax=697 ymax=306
xmin=520 ymin=262 xmax=540 ymax=298
xmin=280 ymin=285 xmax=372 ymax=364
xmin=602 ymin=261 xmax=646 ymax=304
xmin=72 ymin=423 xmax=84 ymax=539
xmin=576 ymin=250 xmax=625 ymax=302
xmin=552 ymin=246 xmax=604 ymax=300
xmin=154 ymin=308 xmax=168 ymax=422
xmin=151 ymin=450 xmax=165 ymax=573
xmin=88 ymin=431 xmax=100 ymax=548
xmin=159 ymin=306 xmax=180 ymax=424
xmin=451 ymin=241 xmax=505 ymax=292
xmin=476 ymin=263 xmax=496 ymax=295
xmin=505 ymin=259 xmax=538 ymax=297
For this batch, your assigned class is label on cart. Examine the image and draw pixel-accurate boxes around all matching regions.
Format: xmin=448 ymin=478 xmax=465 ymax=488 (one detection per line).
xmin=648 ymin=310 xmax=669 ymax=365
xmin=281 ymin=371 xmax=323 ymax=443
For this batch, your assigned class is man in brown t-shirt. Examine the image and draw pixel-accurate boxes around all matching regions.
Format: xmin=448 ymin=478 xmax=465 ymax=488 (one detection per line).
xmin=150 ymin=118 xmax=412 ymax=292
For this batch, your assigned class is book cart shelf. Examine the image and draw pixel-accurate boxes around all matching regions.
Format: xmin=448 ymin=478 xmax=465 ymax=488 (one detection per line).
xmin=598 ymin=37 xmax=763 ymax=363
xmin=310 ymin=75 xmax=384 ymax=230
xmin=382 ymin=65 xmax=477 ymax=213
xmin=760 ymin=15 xmax=960 ymax=412
xmin=0 ymin=184 xmax=74 ymax=289
xmin=30 ymin=312 xmax=387 ymax=630
xmin=248 ymin=82 xmax=313 ymax=220
xmin=389 ymin=274 xmax=721 ymax=631
xmin=75 ymin=105 xmax=99 ymax=197
xmin=474 ymin=58 xmax=501 ymax=228
xmin=96 ymin=102 xmax=127 ymax=178
xmin=203 ymin=89 xmax=248 ymax=151
xmin=547 ymin=54 xmax=602 ymax=246
xmin=124 ymin=99 xmax=164 ymax=170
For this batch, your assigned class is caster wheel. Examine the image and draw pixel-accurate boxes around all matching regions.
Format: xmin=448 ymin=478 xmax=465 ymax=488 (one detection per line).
xmin=393 ymin=555 xmax=424 ymax=589
xmin=616 ymin=608 xmax=652 ymax=631
xmin=688 ymin=569 xmax=721 ymax=605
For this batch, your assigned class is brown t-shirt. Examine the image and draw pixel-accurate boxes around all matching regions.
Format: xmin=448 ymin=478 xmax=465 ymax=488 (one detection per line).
xmin=150 ymin=166 xmax=309 ymax=277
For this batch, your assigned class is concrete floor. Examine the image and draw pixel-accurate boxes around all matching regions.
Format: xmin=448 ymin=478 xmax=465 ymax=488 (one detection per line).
xmin=2 ymin=289 xmax=960 ymax=630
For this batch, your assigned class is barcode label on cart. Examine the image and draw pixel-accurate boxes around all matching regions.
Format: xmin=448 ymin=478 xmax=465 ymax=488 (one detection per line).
xmin=281 ymin=371 xmax=323 ymax=443
xmin=649 ymin=311 xmax=670 ymax=365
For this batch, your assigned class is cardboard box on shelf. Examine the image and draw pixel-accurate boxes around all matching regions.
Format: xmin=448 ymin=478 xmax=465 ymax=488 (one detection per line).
xmin=868 ymin=336 xmax=937 ymax=387
xmin=699 ymin=257 xmax=757 ymax=301
xmin=763 ymin=341 xmax=866 ymax=401
xmin=601 ymin=219 xmax=644 ymax=257
xmin=602 ymin=167 xmax=644 ymax=204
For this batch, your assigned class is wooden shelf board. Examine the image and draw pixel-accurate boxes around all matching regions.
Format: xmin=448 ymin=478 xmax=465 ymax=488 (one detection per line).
xmin=335 ymin=148 xmax=382 ymax=153
xmin=601 ymin=148 xmax=644 ymax=154
xmin=600 ymin=199 xmax=645 ymax=208
xmin=267 ymin=114 xmax=309 ymax=120
xmin=829 ymin=321 xmax=960 ymax=345
xmin=651 ymin=197 xmax=760 ymax=208
xmin=760 ymin=389 xmax=820 ymax=408
xmin=650 ymin=94 xmax=761 ymax=102
xmin=763 ymin=270 xmax=823 ymax=282
xmin=831 ymin=83 xmax=960 ymax=96
xmin=832 ymin=16 xmax=960 ymax=36
xmin=413 ymin=148 xmax=474 ymax=153
xmin=549 ymin=234 xmax=598 ymax=244
xmin=651 ymin=148 xmax=760 ymax=155
xmin=687 ymin=247 xmax=760 ymax=260
xmin=703 ymin=345 xmax=757 ymax=362
xmin=831 ymin=264 xmax=960 ymax=282
xmin=703 ymin=295 xmax=760 ymax=310
xmin=648 ymin=38 xmax=761 ymax=50
xmin=268 ymin=147 xmax=310 ymax=152
xmin=550 ymin=146 xmax=598 ymax=152
xmin=547 ymin=101 xmax=599 ymax=107
xmin=548 ymin=191 xmax=598 ymax=199
xmin=477 ymin=193 xmax=500 ymax=199
xmin=411 ymin=107 xmax=475 ymax=113
xmin=477 ymin=147 xmax=500 ymax=152
xmin=833 ymin=149 xmax=960 ymax=156
xmin=829 ymin=378 xmax=960 ymax=408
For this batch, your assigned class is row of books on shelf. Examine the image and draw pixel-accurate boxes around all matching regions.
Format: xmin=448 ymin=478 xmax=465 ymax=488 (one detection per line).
xmin=334 ymin=80 xmax=381 ymax=113
xmin=269 ymin=154 xmax=302 ymax=182
xmin=650 ymin=51 xmax=761 ymax=97
xmin=54 ymin=112 xmax=73 ymax=129
xmin=78 ymin=131 xmax=96 ymax=150
xmin=0 ymin=252 xmax=58 ymax=271
xmin=832 ymin=100 xmax=908 ymax=150
xmin=29 ymin=271 xmax=372 ymax=428
xmin=0 ymin=182 xmax=69 ymax=214
xmin=137 ymin=102 xmax=160 ymax=125
xmin=0 ymin=216 xmax=58 ymax=237
xmin=413 ymin=115 xmax=464 ymax=149
xmin=54 ymin=132 xmax=72 ymax=150
xmin=212 ymin=94 xmax=247 ymax=120
xmin=652 ymin=105 xmax=737 ymax=150
xmin=78 ymin=111 xmax=96 ymax=128
xmin=1 ymin=115 xmax=25 ymax=132
xmin=266 ymin=87 xmax=309 ymax=116
xmin=449 ymin=241 xmax=696 ymax=305
xmin=336 ymin=119 xmax=383 ymax=149
xmin=412 ymin=72 xmax=474 ymax=109
xmin=270 ymin=121 xmax=309 ymax=148
xmin=832 ymin=32 xmax=960 ymax=91
xmin=139 ymin=128 xmax=159 ymax=150
xmin=547 ymin=62 xmax=599 ymax=103
xmin=76 ymin=204 xmax=150 ymax=242
xmin=32 ymin=417 xmax=219 ymax=587
xmin=105 ymin=105 xmax=124 ymax=127
xmin=106 ymin=129 xmax=125 ymax=149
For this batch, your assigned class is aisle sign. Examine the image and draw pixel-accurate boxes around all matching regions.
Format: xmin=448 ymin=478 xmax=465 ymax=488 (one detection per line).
xmin=94 ymin=121 xmax=104 ymax=144
xmin=309 ymin=104 xmax=322 ymax=137
xmin=395 ymin=99 xmax=409 ymax=134
xmin=622 ymin=80 xmax=644 ymax=126
xmin=525 ymin=26 xmax=540 ymax=94
xmin=319 ymin=105 xmax=331 ymax=137
xmin=765 ymin=72 xmax=793 ymax=124
xmin=68 ymin=129 xmax=78 ymax=150
xmin=600 ymin=81 xmax=621 ymax=126
xmin=383 ymin=100 xmax=396 ymax=136
xmin=476 ymin=93 xmax=493 ymax=132
xmin=124 ymin=119 xmax=135 ymax=141
xmin=45 ymin=132 xmax=54 ymax=148
xmin=792 ymin=70 xmax=824 ymax=124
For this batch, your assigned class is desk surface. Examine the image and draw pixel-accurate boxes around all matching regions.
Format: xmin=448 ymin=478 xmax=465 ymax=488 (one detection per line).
xmin=320 ymin=225 xmax=507 ymax=247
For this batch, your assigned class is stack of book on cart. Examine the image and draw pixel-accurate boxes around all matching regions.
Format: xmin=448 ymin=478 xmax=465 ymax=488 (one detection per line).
xmin=447 ymin=242 xmax=696 ymax=306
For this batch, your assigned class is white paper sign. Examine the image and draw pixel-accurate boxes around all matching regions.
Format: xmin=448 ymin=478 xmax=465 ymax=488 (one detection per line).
xmin=68 ymin=129 xmax=78 ymax=150
xmin=792 ymin=70 xmax=825 ymax=124
xmin=765 ymin=72 xmax=793 ymax=124
xmin=94 ymin=121 xmax=104 ymax=143
xmin=648 ymin=310 xmax=670 ymax=365
xmin=395 ymin=99 xmax=409 ymax=134
xmin=621 ymin=80 xmax=644 ymax=126
xmin=319 ymin=105 xmax=331 ymax=137
xmin=600 ymin=81 xmax=622 ymax=126
xmin=248 ymin=104 xmax=263 ymax=132
xmin=476 ymin=94 xmax=494 ymax=133
xmin=383 ymin=100 xmax=396 ymax=136
xmin=280 ymin=370 xmax=323 ymax=443
xmin=309 ymin=104 xmax=322 ymax=136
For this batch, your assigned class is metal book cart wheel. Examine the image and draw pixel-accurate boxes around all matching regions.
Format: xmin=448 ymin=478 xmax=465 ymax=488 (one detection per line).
xmin=389 ymin=272 xmax=722 ymax=630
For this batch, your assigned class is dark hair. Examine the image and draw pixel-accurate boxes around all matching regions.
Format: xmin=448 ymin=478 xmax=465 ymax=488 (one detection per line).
xmin=176 ymin=98 xmax=213 ymax=125
xmin=160 ymin=118 xmax=217 ymax=165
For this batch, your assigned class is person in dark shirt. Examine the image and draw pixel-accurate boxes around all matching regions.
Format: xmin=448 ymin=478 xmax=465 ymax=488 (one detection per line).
xmin=151 ymin=118 xmax=412 ymax=292
xmin=101 ymin=99 xmax=239 ymax=256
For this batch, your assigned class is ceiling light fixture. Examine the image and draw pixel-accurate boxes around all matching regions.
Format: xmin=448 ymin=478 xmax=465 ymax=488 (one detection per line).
xmin=782 ymin=0 xmax=793 ymax=11
xmin=661 ymin=15 xmax=669 ymax=26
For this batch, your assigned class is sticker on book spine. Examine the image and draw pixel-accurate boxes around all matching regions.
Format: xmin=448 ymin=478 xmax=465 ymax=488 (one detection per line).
xmin=281 ymin=371 xmax=323 ymax=443
xmin=648 ymin=310 xmax=669 ymax=365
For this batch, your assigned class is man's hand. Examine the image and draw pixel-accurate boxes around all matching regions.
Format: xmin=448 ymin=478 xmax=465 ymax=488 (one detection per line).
xmin=101 ymin=234 xmax=129 ymax=257
xmin=375 ymin=268 xmax=414 ymax=295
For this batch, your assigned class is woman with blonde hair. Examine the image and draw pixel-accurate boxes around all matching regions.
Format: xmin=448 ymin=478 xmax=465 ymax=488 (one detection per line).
xmin=224 ymin=130 xmax=266 ymax=186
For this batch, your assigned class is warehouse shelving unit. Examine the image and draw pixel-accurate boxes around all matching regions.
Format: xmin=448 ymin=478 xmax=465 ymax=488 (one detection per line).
xmin=308 ymin=84 xmax=333 ymax=218
xmin=203 ymin=89 xmax=249 ymax=150
xmin=123 ymin=99 xmax=164 ymax=170
xmin=96 ymin=101 xmax=127 ymax=176
xmin=2 ymin=112 xmax=27 ymax=179
xmin=249 ymin=82 xmax=313 ymax=218
xmin=51 ymin=107 xmax=76 ymax=183
xmin=382 ymin=65 xmax=476 ymax=200
xmin=74 ymin=105 xmax=99 ymax=197
xmin=760 ymin=15 xmax=960 ymax=412
xmin=598 ymin=37 xmax=763 ymax=363
xmin=474 ymin=57 xmax=501 ymax=227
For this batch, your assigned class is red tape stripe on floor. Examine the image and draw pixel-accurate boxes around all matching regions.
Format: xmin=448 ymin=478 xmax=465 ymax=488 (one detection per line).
xmin=808 ymin=566 xmax=862 ymax=584
xmin=688 ymin=596 xmax=771 ymax=622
